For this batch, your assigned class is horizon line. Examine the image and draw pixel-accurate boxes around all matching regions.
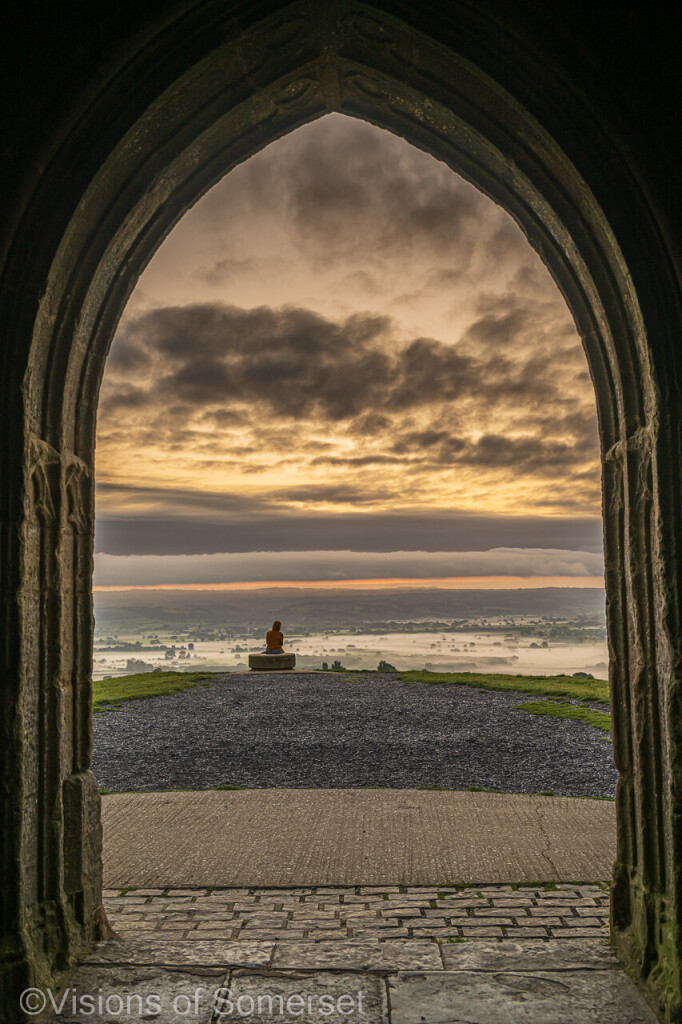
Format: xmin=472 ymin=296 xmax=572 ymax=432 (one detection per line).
xmin=93 ymin=574 xmax=605 ymax=593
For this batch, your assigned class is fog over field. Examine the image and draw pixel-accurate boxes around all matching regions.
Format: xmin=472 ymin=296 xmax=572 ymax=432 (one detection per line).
xmin=93 ymin=586 xmax=608 ymax=681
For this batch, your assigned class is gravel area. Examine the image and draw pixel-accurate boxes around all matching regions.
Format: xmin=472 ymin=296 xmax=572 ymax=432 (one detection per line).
xmin=92 ymin=672 xmax=618 ymax=798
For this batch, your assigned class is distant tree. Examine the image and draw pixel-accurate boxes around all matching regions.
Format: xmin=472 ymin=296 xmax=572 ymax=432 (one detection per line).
xmin=321 ymin=661 xmax=329 ymax=670
xmin=125 ymin=658 xmax=154 ymax=673
xmin=331 ymin=660 xmax=345 ymax=670
xmin=377 ymin=660 xmax=397 ymax=672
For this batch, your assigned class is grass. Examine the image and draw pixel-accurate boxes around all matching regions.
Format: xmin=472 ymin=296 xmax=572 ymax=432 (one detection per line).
xmin=514 ymin=700 xmax=612 ymax=733
xmin=399 ymin=670 xmax=609 ymax=703
xmin=399 ymin=670 xmax=611 ymax=737
xmin=93 ymin=670 xmax=224 ymax=712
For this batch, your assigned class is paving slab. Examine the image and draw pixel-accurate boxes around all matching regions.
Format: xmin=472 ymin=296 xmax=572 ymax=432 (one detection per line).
xmin=388 ymin=969 xmax=659 ymax=1023
xmin=225 ymin=970 xmax=386 ymax=1023
xmin=439 ymin=938 xmax=619 ymax=972
xmin=271 ymin=939 xmax=443 ymax=970
xmin=84 ymin=937 xmax=274 ymax=967
xmin=46 ymin=965 xmax=227 ymax=1024
xmin=102 ymin=789 xmax=615 ymax=886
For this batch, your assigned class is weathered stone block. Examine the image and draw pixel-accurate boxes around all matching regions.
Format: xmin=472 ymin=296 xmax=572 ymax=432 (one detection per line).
xmin=248 ymin=653 xmax=296 ymax=670
xmin=388 ymin=969 xmax=659 ymax=1023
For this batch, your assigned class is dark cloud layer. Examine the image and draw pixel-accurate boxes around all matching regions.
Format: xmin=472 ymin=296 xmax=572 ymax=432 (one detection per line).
xmin=94 ymin=502 xmax=603 ymax=557
xmin=94 ymin=547 xmax=603 ymax=587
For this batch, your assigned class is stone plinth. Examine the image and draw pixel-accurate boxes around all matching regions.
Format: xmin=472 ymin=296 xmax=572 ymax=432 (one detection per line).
xmin=248 ymin=653 xmax=296 ymax=671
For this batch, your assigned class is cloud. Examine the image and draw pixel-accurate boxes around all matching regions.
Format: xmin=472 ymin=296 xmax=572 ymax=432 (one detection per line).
xmin=195 ymin=256 xmax=260 ymax=283
xmin=93 ymin=547 xmax=605 ymax=587
xmin=465 ymin=308 xmax=530 ymax=347
xmin=103 ymin=304 xmax=395 ymax=421
xmin=99 ymin=383 xmax=149 ymax=409
xmin=102 ymin=302 xmax=594 ymax=432
xmin=183 ymin=113 xmax=517 ymax=287
xmin=97 ymin=296 xmax=600 ymax=517
xmin=389 ymin=432 xmax=597 ymax=474
xmin=284 ymin=120 xmax=482 ymax=260
xmin=94 ymin=487 xmax=603 ymax=556
xmin=248 ymin=116 xmax=483 ymax=254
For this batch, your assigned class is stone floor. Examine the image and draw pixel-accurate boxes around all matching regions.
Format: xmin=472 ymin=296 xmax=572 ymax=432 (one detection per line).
xmin=44 ymin=793 xmax=655 ymax=1022
xmin=101 ymin=789 xmax=617 ymax=887
xmin=45 ymin=886 xmax=660 ymax=1022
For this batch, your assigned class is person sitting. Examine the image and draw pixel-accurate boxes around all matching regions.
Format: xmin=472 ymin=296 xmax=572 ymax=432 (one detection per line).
xmin=265 ymin=620 xmax=285 ymax=654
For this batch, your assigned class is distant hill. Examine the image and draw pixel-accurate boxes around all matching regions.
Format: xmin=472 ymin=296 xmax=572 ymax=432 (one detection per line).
xmin=94 ymin=586 xmax=606 ymax=634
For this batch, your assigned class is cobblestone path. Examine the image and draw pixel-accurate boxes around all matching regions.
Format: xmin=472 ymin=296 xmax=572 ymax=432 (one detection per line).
xmin=103 ymin=884 xmax=610 ymax=947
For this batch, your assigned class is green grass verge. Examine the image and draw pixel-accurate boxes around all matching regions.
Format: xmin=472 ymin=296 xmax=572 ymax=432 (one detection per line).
xmin=514 ymin=700 xmax=612 ymax=733
xmin=399 ymin=670 xmax=609 ymax=703
xmin=93 ymin=671 xmax=224 ymax=712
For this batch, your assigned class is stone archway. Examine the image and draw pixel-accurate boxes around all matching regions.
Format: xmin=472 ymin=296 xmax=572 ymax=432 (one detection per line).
xmin=1 ymin=2 xmax=681 ymax=1020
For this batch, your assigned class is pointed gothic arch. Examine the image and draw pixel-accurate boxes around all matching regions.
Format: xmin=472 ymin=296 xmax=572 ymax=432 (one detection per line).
xmin=1 ymin=2 xmax=681 ymax=1019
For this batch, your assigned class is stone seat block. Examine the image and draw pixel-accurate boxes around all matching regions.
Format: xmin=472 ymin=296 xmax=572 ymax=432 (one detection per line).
xmin=248 ymin=653 xmax=296 ymax=671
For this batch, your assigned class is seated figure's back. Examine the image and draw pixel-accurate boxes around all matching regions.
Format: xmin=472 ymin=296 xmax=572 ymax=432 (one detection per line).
xmin=266 ymin=622 xmax=284 ymax=650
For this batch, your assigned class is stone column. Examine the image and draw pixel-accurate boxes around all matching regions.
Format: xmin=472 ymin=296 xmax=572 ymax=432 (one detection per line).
xmin=0 ymin=438 xmax=107 ymax=1021
xmin=605 ymin=414 xmax=682 ymax=1019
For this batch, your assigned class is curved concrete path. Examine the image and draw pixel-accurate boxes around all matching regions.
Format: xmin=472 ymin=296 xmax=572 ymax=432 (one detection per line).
xmin=102 ymin=789 xmax=616 ymax=888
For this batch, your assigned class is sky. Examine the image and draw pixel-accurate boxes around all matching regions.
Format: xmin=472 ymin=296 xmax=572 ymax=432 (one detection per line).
xmin=94 ymin=113 xmax=603 ymax=589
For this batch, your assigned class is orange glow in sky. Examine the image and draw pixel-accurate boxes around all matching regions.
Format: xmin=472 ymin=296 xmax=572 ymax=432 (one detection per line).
xmin=94 ymin=574 xmax=605 ymax=592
